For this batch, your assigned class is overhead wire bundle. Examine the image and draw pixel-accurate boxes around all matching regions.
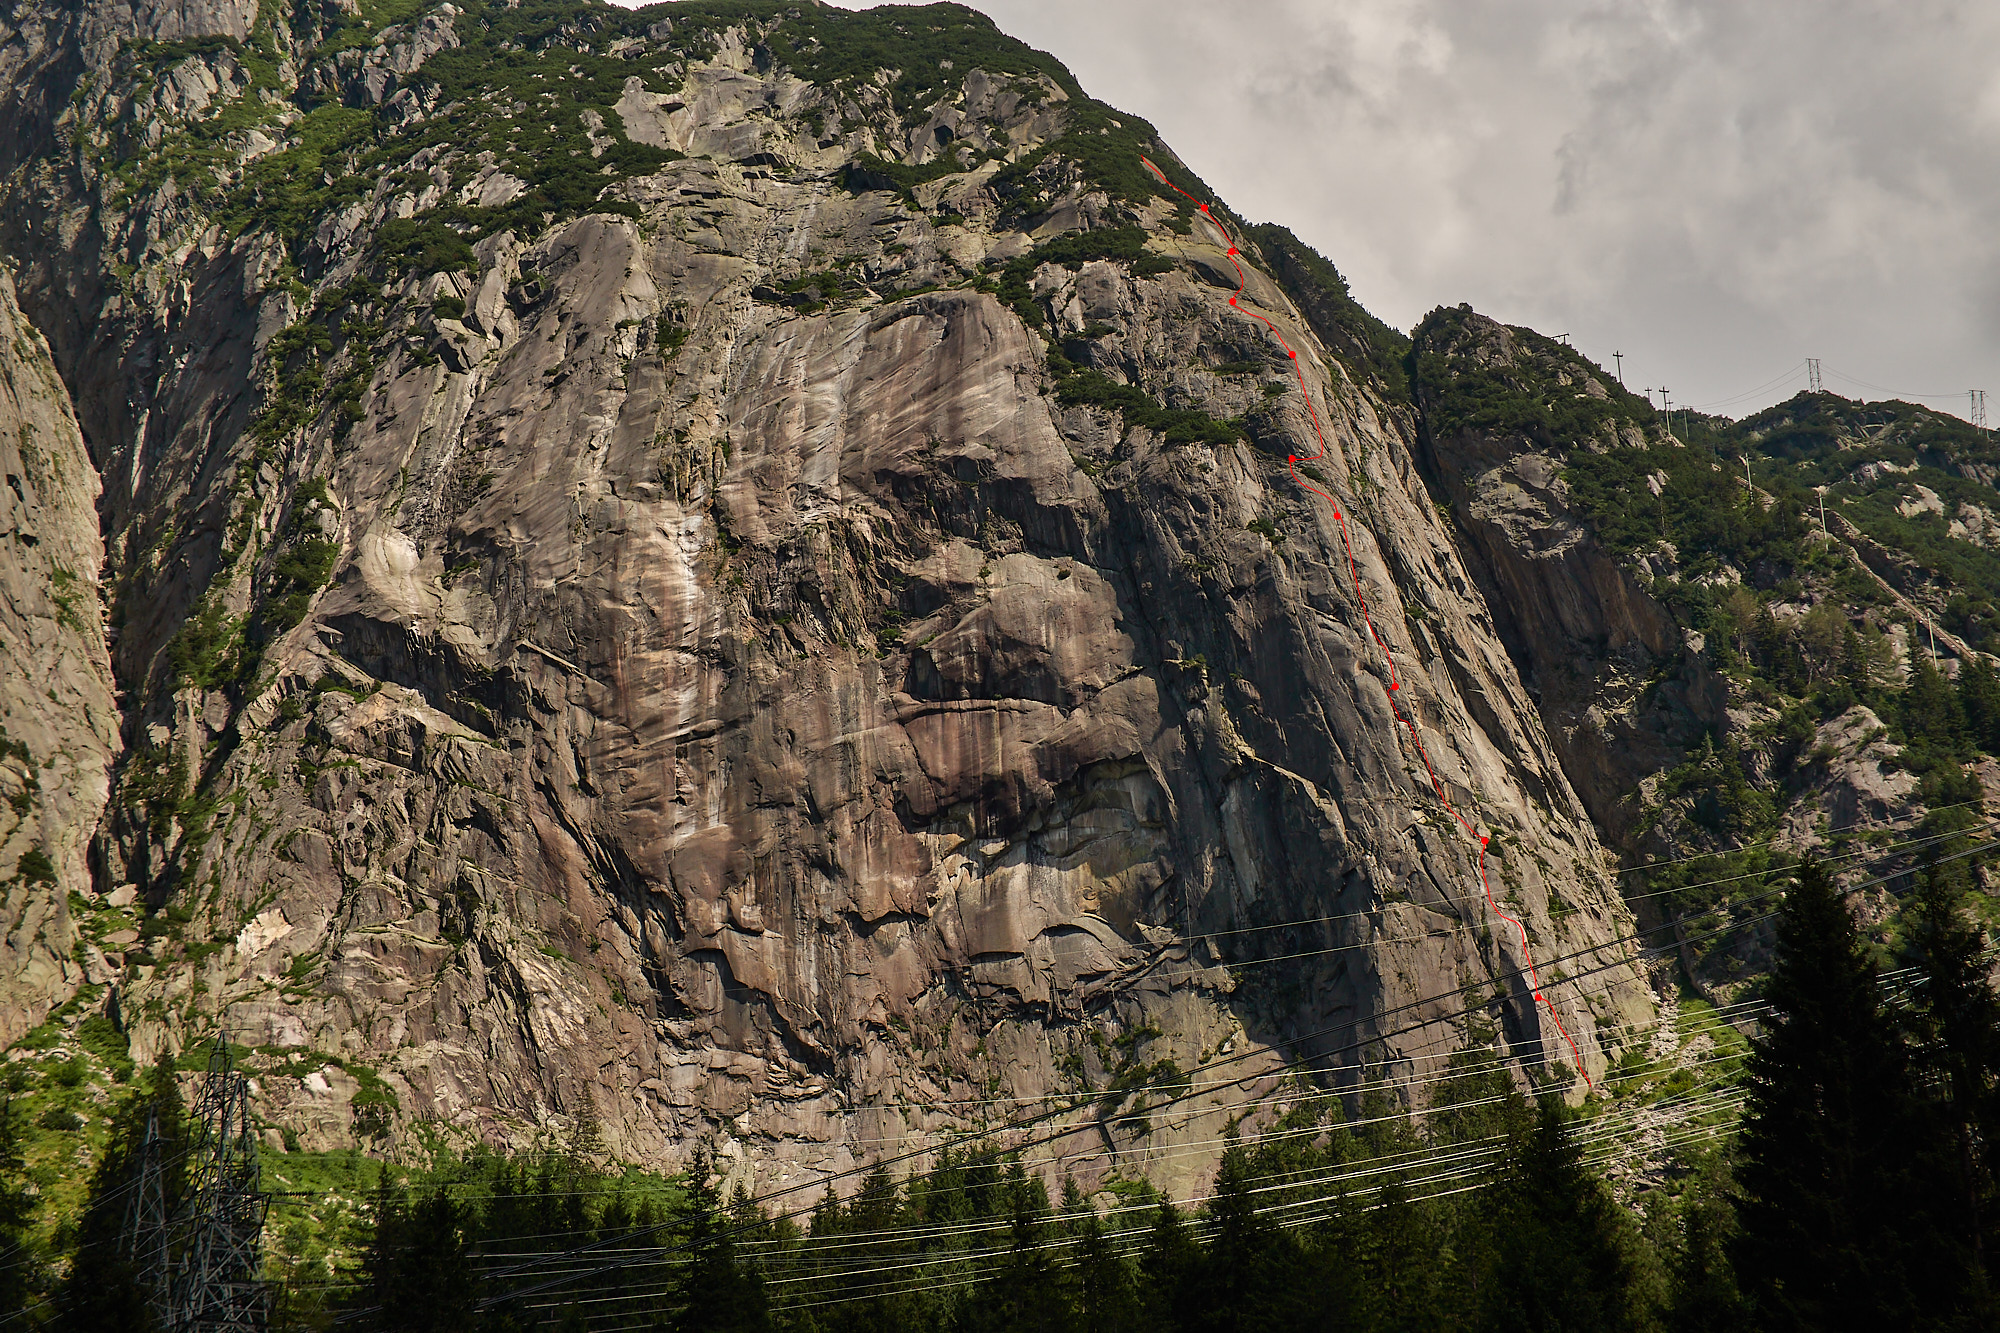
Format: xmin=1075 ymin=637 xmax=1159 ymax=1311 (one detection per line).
xmin=311 ymin=828 xmax=1994 ymax=1328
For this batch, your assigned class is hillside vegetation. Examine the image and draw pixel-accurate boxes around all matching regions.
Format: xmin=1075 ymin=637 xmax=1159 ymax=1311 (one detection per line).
xmin=1 ymin=0 xmax=1998 ymax=1328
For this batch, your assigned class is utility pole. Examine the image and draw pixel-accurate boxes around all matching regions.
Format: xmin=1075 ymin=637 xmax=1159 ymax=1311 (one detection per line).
xmin=1972 ymin=389 xmax=1988 ymax=431
xmin=1816 ymin=485 xmax=1828 ymax=532
xmin=1807 ymin=358 xmax=1823 ymax=392
xmin=1612 ymin=351 xmax=1624 ymax=385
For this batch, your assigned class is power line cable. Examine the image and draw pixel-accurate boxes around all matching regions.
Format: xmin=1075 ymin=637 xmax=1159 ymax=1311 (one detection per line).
xmin=499 ymin=1078 xmax=1757 ymax=1333
xmin=1157 ymin=805 xmax=1987 ymax=966
xmin=1684 ymin=362 xmax=1810 ymax=411
xmin=1824 ymin=367 xmax=1974 ymax=403
xmin=461 ymin=997 xmax=1767 ymax=1266
xmin=356 ymin=835 xmax=1971 ymax=1317
xmin=338 ymin=828 xmax=1999 ymax=1319
xmin=506 ymin=1073 xmax=1753 ymax=1321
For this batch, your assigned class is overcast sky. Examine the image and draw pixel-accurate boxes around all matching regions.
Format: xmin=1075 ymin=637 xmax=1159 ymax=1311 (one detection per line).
xmin=789 ymin=1 xmax=2000 ymax=423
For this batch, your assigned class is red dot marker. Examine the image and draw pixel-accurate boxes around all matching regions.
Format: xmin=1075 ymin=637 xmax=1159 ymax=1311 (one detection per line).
xmin=1287 ymin=454 xmax=1295 ymax=462
xmin=1388 ymin=682 xmax=1398 ymax=690
xmin=1150 ymin=151 xmax=1591 ymax=1087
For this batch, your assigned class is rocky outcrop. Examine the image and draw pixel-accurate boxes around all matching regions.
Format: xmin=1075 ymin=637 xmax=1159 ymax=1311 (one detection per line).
xmin=0 ymin=0 xmax=1655 ymax=1196
xmin=1780 ymin=705 xmax=1921 ymax=843
xmin=1414 ymin=309 xmax=1727 ymax=847
xmin=0 ymin=264 xmax=119 ymax=1046
xmin=0 ymin=0 xmax=265 ymax=179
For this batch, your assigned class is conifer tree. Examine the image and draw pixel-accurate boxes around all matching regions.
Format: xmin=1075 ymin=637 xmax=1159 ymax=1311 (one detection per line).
xmin=1732 ymin=858 xmax=1929 ymax=1329
xmin=1309 ymin=1173 xmax=1450 ymax=1333
xmin=675 ymin=1150 xmax=768 ymax=1333
xmin=1839 ymin=623 xmax=1872 ymax=696
xmin=362 ymin=1175 xmax=481 ymax=1333
xmin=821 ymin=1162 xmax=915 ymax=1333
xmin=1199 ymin=1135 xmax=1300 ymax=1331
xmin=1296 ymin=1187 xmax=1375 ymax=1333
xmin=808 ymin=1182 xmax=842 ymax=1240
xmin=1191 ymin=1130 xmax=1267 ymax=1333
xmin=1425 ymin=1047 xmax=1529 ymax=1147
xmin=1900 ymin=856 xmax=2000 ymax=1312
xmin=1072 ymin=1211 xmax=1138 ymax=1333
xmin=963 ymin=1188 xmax=1071 ymax=1333
xmin=1136 ymin=1200 xmax=1199 ymax=1333
xmin=1903 ymin=650 xmax=1969 ymax=751
xmin=1957 ymin=655 xmax=2000 ymax=753
xmin=1476 ymin=1099 xmax=1648 ymax=1333
xmin=0 ymin=1098 xmax=38 ymax=1321
xmin=1660 ymin=1152 xmax=1743 ymax=1333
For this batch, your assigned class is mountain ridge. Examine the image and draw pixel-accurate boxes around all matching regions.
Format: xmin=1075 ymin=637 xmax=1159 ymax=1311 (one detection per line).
xmin=0 ymin=0 xmax=1989 ymax=1239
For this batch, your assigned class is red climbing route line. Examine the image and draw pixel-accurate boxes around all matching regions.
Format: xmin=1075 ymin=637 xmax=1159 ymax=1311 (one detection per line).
xmin=1138 ymin=156 xmax=1591 ymax=1089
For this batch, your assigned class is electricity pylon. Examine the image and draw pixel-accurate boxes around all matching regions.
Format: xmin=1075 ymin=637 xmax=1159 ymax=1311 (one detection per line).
xmin=119 ymin=1037 xmax=270 ymax=1332
xmin=171 ymin=1040 xmax=270 ymax=1333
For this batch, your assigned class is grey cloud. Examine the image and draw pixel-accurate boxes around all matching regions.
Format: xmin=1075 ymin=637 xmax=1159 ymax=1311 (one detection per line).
xmin=800 ymin=0 xmax=1999 ymax=418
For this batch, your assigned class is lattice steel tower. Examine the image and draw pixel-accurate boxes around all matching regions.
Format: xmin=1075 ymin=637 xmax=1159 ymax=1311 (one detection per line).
xmin=170 ymin=1040 xmax=270 ymax=1333
xmin=120 ymin=1038 xmax=269 ymax=1332
xmin=121 ymin=1104 xmax=173 ymax=1330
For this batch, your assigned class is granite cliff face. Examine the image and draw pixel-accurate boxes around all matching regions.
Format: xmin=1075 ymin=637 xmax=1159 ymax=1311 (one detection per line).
xmin=1411 ymin=310 xmax=1728 ymax=846
xmin=1410 ymin=306 xmax=2000 ymax=1011
xmin=0 ymin=0 xmax=1655 ymax=1193
xmin=0 ymin=267 xmax=120 ymax=1048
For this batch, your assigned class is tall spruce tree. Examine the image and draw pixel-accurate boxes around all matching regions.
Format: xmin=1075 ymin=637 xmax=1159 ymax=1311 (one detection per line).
xmin=1900 ymin=856 xmax=2000 ymax=1315
xmin=824 ymin=1162 xmax=919 ymax=1333
xmin=1366 ymin=1176 xmax=1452 ymax=1333
xmin=1660 ymin=1152 xmax=1744 ymax=1333
xmin=1193 ymin=1132 xmax=1311 ymax=1333
xmin=1475 ymin=1099 xmax=1649 ymax=1333
xmin=1903 ymin=651 xmax=1969 ymax=751
xmin=961 ymin=1190 xmax=1072 ymax=1333
xmin=1958 ymin=654 xmax=2000 ymax=754
xmin=1136 ymin=1200 xmax=1199 ymax=1333
xmin=1731 ymin=858 xmax=1932 ymax=1329
xmin=1294 ymin=1187 xmax=1377 ymax=1332
xmin=675 ymin=1150 xmax=769 ymax=1333
xmin=360 ymin=1175 xmax=482 ymax=1333
xmin=1072 ymin=1211 xmax=1138 ymax=1333
xmin=1839 ymin=623 xmax=1873 ymax=696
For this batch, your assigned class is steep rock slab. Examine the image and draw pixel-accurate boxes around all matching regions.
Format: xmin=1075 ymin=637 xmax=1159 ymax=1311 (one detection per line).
xmin=0 ymin=265 xmax=119 ymax=1045
xmin=0 ymin=1 xmax=1655 ymax=1194
xmin=1413 ymin=308 xmax=1727 ymax=844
